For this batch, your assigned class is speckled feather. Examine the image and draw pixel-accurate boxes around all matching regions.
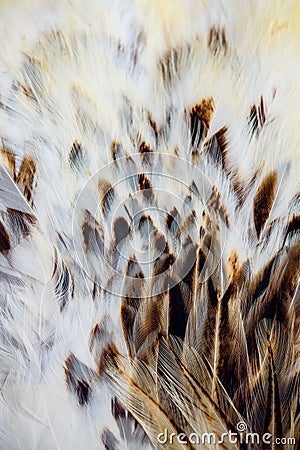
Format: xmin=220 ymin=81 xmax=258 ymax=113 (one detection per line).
xmin=0 ymin=1 xmax=300 ymax=449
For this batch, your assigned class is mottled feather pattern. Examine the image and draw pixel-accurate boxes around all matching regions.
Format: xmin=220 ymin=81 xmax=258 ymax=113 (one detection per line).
xmin=0 ymin=1 xmax=300 ymax=449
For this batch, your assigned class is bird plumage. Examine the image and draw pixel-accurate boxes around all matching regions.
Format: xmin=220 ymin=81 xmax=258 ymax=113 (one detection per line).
xmin=0 ymin=1 xmax=299 ymax=449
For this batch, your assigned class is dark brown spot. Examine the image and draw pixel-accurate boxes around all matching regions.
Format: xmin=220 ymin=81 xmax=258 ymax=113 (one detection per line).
xmin=250 ymin=256 xmax=276 ymax=303
xmin=82 ymin=221 xmax=93 ymax=251
xmin=284 ymin=215 xmax=300 ymax=245
xmin=166 ymin=207 xmax=179 ymax=232
xmin=190 ymin=98 xmax=214 ymax=150
xmin=138 ymin=141 xmax=152 ymax=154
xmin=138 ymin=141 xmax=153 ymax=165
xmin=0 ymin=222 xmax=10 ymax=252
xmin=1 ymin=147 xmax=16 ymax=178
xmin=208 ymin=186 xmax=230 ymax=227
xmin=114 ymin=217 xmax=129 ymax=246
xmin=153 ymin=233 xmax=174 ymax=277
xmin=110 ymin=141 xmax=123 ymax=161
xmin=159 ymin=47 xmax=182 ymax=86
xmin=99 ymin=343 xmax=119 ymax=373
xmin=208 ymin=27 xmax=228 ymax=54
xmin=138 ymin=215 xmax=155 ymax=240
xmin=155 ymin=234 xmax=166 ymax=253
xmin=16 ymin=155 xmax=36 ymax=205
xmin=82 ymin=210 xmax=104 ymax=254
xmin=168 ymin=282 xmax=191 ymax=340
xmin=126 ymin=258 xmax=144 ymax=278
xmin=139 ymin=214 xmax=154 ymax=229
xmin=64 ymin=354 xmax=93 ymax=406
xmin=89 ymin=323 xmax=105 ymax=350
xmin=138 ymin=173 xmax=153 ymax=200
xmin=254 ymin=172 xmax=277 ymax=239
xmin=89 ymin=317 xmax=113 ymax=363
xmin=53 ymin=259 xmax=74 ymax=311
xmin=111 ymin=397 xmax=128 ymax=420
xmin=126 ymin=153 xmax=133 ymax=162
xmin=233 ymin=171 xmax=257 ymax=208
xmin=248 ymin=96 xmax=267 ymax=136
xmin=227 ymin=251 xmax=249 ymax=288
xmin=6 ymin=208 xmax=36 ymax=237
xmin=120 ymin=300 xmax=137 ymax=358
xmin=147 ymin=112 xmax=159 ymax=140
xmin=98 ymin=179 xmax=115 ymax=216
xmin=203 ymin=126 xmax=228 ymax=169
xmin=69 ymin=141 xmax=83 ymax=171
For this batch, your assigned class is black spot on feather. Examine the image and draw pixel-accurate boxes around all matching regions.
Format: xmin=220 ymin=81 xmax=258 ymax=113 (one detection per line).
xmin=208 ymin=186 xmax=230 ymax=227
xmin=89 ymin=318 xmax=113 ymax=363
xmin=166 ymin=212 xmax=175 ymax=229
xmin=6 ymin=208 xmax=36 ymax=238
xmin=250 ymin=256 xmax=276 ymax=306
xmin=99 ymin=343 xmax=119 ymax=373
xmin=120 ymin=299 xmax=139 ymax=358
xmin=139 ymin=141 xmax=152 ymax=154
xmin=0 ymin=222 xmax=10 ymax=252
xmin=190 ymin=98 xmax=214 ymax=151
xmin=89 ymin=323 xmax=105 ymax=351
xmin=203 ymin=126 xmax=228 ymax=169
xmin=138 ymin=173 xmax=153 ymax=200
xmin=111 ymin=397 xmax=127 ymax=420
xmin=254 ymin=172 xmax=277 ymax=239
xmin=283 ymin=215 xmax=300 ymax=245
xmin=98 ymin=180 xmax=115 ymax=216
xmin=110 ymin=141 xmax=123 ymax=161
xmin=159 ymin=47 xmax=182 ymax=86
xmin=126 ymin=258 xmax=144 ymax=279
xmin=0 ymin=146 xmax=16 ymax=178
xmin=69 ymin=141 xmax=83 ymax=171
xmin=215 ymin=284 xmax=241 ymax=398
xmin=82 ymin=221 xmax=93 ymax=250
xmin=64 ymin=353 xmax=93 ymax=406
xmin=166 ymin=207 xmax=181 ymax=240
xmin=138 ymin=214 xmax=154 ymax=229
xmin=16 ymin=155 xmax=36 ymax=205
xmin=168 ymin=283 xmax=190 ymax=340
xmin=82 ymin=210 xmax=104 ymax=254
xmin=208 ymin=27 xmax=228 ymax=54
xmin=53 ymin=259 xmax=74 ymax=311
xmin=138 ymin=214 xmax=155 ymax=238
xmin=114 ymin=217 xmax=129 ymax=246
xmin=147 ymin=111 xmax=159 ymax=140
xmin=248 ymin=96 xmax=267 ymax=136
xmin=138 ymin=141 xmax=153 ymax=165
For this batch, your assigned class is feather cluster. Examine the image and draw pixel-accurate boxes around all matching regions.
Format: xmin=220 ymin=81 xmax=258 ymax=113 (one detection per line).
xmin=0 ymin=1 xmax=299 ymax=449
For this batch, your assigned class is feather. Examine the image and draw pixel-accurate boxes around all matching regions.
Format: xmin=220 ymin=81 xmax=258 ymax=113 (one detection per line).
xmin=0 ymin=1 xmax=300 ymax=449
